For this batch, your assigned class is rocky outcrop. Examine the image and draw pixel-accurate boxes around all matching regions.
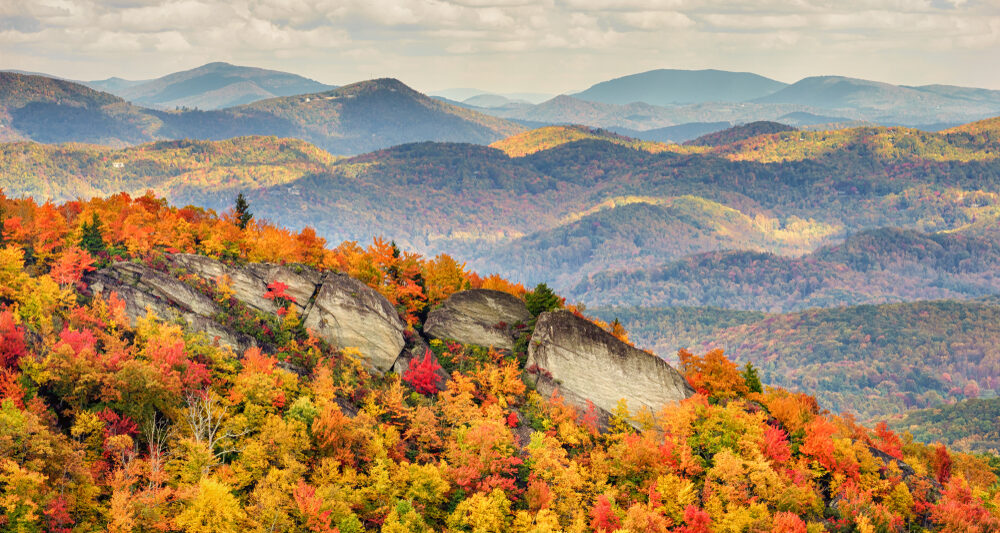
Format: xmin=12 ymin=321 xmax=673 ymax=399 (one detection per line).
xmin=88 ymin=262 xmax=257 ymax=352
xmin=88 ymin=255 xmax=406 ymax=371
xmin=299 ymin=272 xmax=405 ymax=372
xmin=424 ymin=289 xmax=531 ymax=351
xmin=526 ymin=310 xmax=694 ymax=417
xmin=168 ymin=254 xmax=321 ymax=316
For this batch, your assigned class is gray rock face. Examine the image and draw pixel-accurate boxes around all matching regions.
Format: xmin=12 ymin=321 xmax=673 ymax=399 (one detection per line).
xmin=88 ymin=262 xmax=256 ymax=352
xmin=88 ymin=255 xmax=405 ymax=371
xmin=300 ymin=273 xmax=405 ymax=372
xmin=168 ymin=254 xmax=321 ymax=316
xmin=526 ymin=310 xmax=694 ymax=417
xmin=424 ymin=289 xmax=531 ymax=350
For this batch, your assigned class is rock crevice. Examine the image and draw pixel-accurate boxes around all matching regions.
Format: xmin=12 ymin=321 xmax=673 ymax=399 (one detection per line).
xmin=526 ymin=310 xmax=694 ymax=418
xmin=88 ymin=255 xmax=405 ymax=371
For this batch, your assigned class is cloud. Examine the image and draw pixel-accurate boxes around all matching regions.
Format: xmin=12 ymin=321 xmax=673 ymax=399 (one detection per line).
xmin=0 ymin=0 xmax=997 ymax=91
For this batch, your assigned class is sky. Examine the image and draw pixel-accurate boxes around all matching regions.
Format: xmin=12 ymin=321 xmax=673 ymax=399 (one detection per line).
xmin=2 ymin=0 xmax=999 ymax=94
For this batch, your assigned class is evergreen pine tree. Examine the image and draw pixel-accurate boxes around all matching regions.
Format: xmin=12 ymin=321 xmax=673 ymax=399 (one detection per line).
xmin=742 ymin=362 xmax=763 ymax=394
xmin=235 ymin=193 xmax=253 ymax=230
xmin=525 ymin=283 xmax=562 ymax=317
xmin=79 ymin=213 xmax=106 ymax=256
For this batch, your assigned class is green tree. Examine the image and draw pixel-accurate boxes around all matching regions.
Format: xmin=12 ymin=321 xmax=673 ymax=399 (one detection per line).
xmin=234 ymin=193 xmax=253 ymax=230
xmin=742 ymin=362 xmax=763 ymax=394
xmin=79 ymin=213 xmax=106 ymax=256
xmin=525 ymin=283 xmax=562 ymax=317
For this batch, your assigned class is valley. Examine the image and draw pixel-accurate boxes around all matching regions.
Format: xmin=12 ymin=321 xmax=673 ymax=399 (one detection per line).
xmin=7 ymin=0 xmax=1000 ymax=527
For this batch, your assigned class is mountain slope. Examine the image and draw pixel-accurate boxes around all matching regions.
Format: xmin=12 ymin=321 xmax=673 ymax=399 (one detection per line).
xmin=597 ymin=298 xmax=1000 ymax=421
xmin=0 ymin=72 xmax=162 ymax=145
xmin=573 ymin=227 xmax=1000 ymax=310
xmin=104 ymin=62 xmax=334 ymax=110
xmin=0 ymin=73 xmax=524 ymax=155
xmin=232 ymin=78 xmax=525 ymax=154
xmin=889 ymin=398 xmax=1000 ymax=452
xmin=476 ymin=196 xmax=838 ymax=286
xmin=574 ymin=68 xmax=787 ymax=105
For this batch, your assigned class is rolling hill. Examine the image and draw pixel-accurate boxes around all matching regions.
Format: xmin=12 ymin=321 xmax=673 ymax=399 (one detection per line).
xmin=474 ymin=196 xmax=838 ymax=287
xmin=574 ymin=68 xmax=788 ymax=105
xmin=488 ymin=125 xmax=680 ymax=157
xmin=684 ymin=121 xmax=797 ymax=147
xmin=93 ymin=62 xmax=335 ymax=110
xmin=755 ymin=76 xmax=1000 ymax=125
xmin=594 ymin=298 xmax=1000 ymax=421
xmin=0 ymin=73 xmax=524 ymax=155
xmin=889 ymin=398 xmax=1000 ymax=453
xmin=234 ymin=78 xmax=525 ymax=154
xmin=572 ymin=227 xmax=1000 ymax=310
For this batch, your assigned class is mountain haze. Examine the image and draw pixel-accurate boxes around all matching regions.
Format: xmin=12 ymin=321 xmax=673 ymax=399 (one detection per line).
xmin=0 ymin=73 xmax=524 ymax=154
xmin=92 ymin=62 xmax=334 ymax=110
xmin=574 ymin=68 xmax=788 ymax=105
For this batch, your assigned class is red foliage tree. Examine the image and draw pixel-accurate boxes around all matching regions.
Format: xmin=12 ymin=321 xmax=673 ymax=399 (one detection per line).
xmin=589 ymin=494 xmax=621 ymax=533
xmin=293 ymin=480 xmax=337 ymax=533
xmin=772 ymin=511 xmax=807 ymax=533
xmin=50 ymin=246 xmax=96 ymax=290
xmin=873 ymin=421 xmax=903 ymax=460
xmin=933 ymin=444 xmax=952 ymax=484
xmin=763 ymin=424 xmax=792 ymax=464
xmin=679 ymin=505 xmax=711 ymax=533
xmin=0 ymin=309 xmax=26 ymax=368
xmin=403 ymin=349 xmax=443 ymax=395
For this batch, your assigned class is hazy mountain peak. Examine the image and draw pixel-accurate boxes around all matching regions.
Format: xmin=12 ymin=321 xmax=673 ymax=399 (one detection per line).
xmin=95 ymin=61 xmax=334 ymax=110
xmin=574 ymin=68 xmax=788 ymax=106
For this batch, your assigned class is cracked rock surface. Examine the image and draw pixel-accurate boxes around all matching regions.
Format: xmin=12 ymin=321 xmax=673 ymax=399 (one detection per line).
xmin=88 ymin=254 xmax=405 ymax=371
xmin=424 ymin=289 xmax=531 ymax=351
xmin=526 ymin=309 xmax=694 ymax=417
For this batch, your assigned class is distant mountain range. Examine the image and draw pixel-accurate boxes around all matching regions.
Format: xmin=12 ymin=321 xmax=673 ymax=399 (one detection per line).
xmin=461 ymin=69 xmax=1000 ymax=133
xmin=429 ymin=88 xmax=553 ymax=104
xmin=85 ymin=62 xmax=335 ymax=110
xmin=7 ymin=63 xmax=1000 ymax=148
xmin=0 ymin=72 xmax=523 ymax=154
xmin=573 ymin=68 xmax=788 ymax=106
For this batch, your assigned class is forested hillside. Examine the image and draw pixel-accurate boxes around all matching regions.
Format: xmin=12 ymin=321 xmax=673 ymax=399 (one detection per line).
xmin=1 ymin=192 xmax=997 ymax=531
xmin=0 ymin=73 xmax=523 ymax=155
xmin=889 ymin=399 xmax=1000 ymax=453
xmin=597 ymin=299 xmax=1000 ymax=422
xmin=574 ymin=227 xmax=1000 ymax=309
xmin=4 ymin=114 xmax=1000 ymax=305
xmin=0 ymin=136 xmax=337 ymax=204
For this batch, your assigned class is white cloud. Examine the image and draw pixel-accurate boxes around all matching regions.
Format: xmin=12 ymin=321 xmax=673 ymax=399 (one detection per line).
xmin=0 ymin=0 xmax=997 ymax=91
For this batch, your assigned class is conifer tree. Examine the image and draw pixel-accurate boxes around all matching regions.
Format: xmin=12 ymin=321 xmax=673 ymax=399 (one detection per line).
xmin=742 ymin=362 xmax=763 ymax=394
xmin=525 ymin=283 xmax=562 ymax=317
xmin=234 ymin=193 xmax=253 ymax=230
xmin=79 ymin=213 xmax=106 ymax=256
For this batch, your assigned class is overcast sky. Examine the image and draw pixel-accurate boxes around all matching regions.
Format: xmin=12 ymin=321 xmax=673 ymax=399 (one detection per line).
xmin=2 ymin=0 xmax=999 ymax=93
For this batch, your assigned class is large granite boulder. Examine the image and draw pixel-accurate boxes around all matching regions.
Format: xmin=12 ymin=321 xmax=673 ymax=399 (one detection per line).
xmin=88 ymin=262 xmax=256 ymax=352
xmin=526 ymin=310 xmax=694 ymax=417
xmin=424 ymin=289 xmax=531 ymax=350
xmin=88 ymin=255 xmax=406 ymax=371
xmin=300 ymin=273 xmax=406 ymax=372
